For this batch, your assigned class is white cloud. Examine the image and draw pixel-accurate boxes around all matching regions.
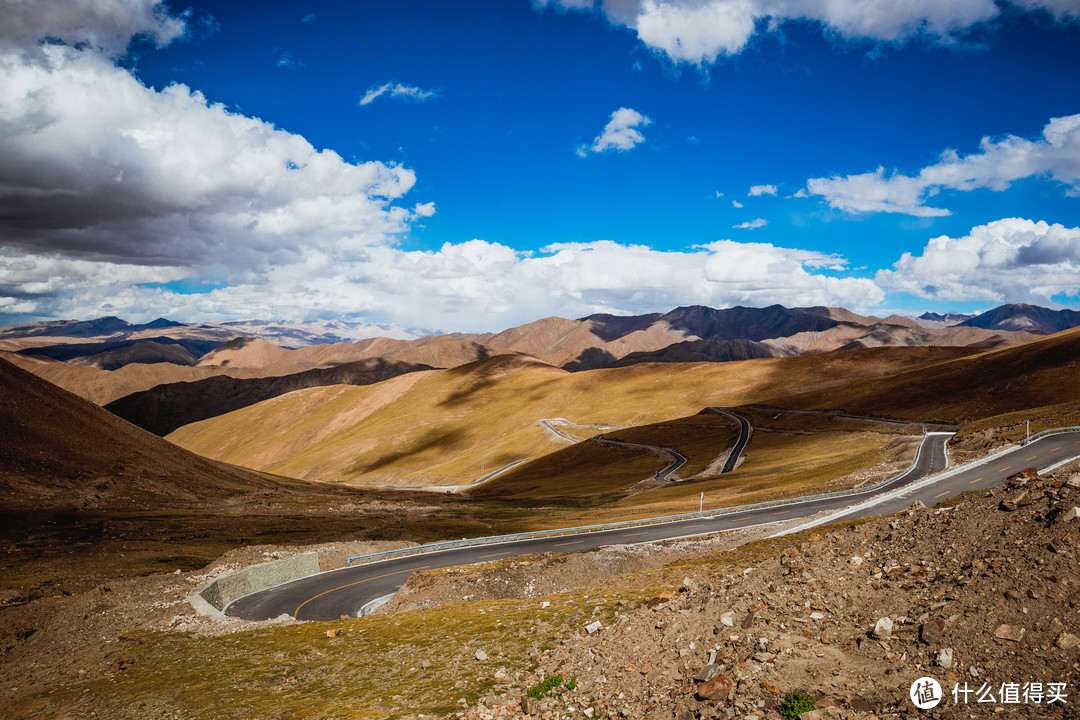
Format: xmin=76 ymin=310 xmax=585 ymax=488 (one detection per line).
xmin=5 ymin=238 xmax=884 ymax=330
xmin=534 ymin=0 xmax=1029 ymax=66
xmin=359 ymin=82 xmax=438 ymax=107
xmin=877 ymin=218 xmax=1080 ymax=303
xmin=0 ymin=0 xmax=432 ymax=321
xmin=805 ymin=114 xmax=1080 ymax=216
xmin=0 ymin=0 xmax=185 ymax=57
xmin=733 ymin=218 xmax=767 ymax=229
xmin=1012 ymin=0 xmax=1080 ymax=21
xmin=748 ymin=184 xmax=777 ymax=196
xmin=577 ymin=107 xmax=652 ymax=156
xmin=276 ymin=51 xmax=303 ymax=69
xmin=731 ymin=199 xmax=744 ymax=208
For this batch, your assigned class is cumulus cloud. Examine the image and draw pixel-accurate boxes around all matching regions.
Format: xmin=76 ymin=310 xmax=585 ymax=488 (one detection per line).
xmin=535 ymin=0 xmax=1077 ymax=65
xmin=0 ymin=0 xmax=185 ymax=56
xmin=0 ymin=3 xmax=421 ymax=271
xmin=731 ymin=200 xmax=744 ymax=208
xmin=359 ymin=82 xmax=438 ymax=106
xmin=877 ymin=218 xmax=1080 ymax=304
xmin=733 ymin=218 xmax=767 ymax=229
xmin=577 ymin=107 xmax=652 ymax=157
xmin=748 ymin=184 xmax=777 ymax=196
xmin=805 ymin=114 xmax=1080 ymax=216
xmin=4 ymin=238 xmax=885 ymax=330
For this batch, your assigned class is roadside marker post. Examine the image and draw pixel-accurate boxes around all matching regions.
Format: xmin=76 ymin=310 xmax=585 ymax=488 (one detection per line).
xmin=700 ymin=492 xmax=704 ymax=513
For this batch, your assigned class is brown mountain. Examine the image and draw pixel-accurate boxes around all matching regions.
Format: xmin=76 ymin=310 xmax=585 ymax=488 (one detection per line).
xmin=478 ymin=305 xmax=1041 ymax=370
xmin=68 ymin=339 xmax=199 ymax=370
xmin=105 ymin=357 xmax=435 ymax=436
xmin=0 ymin=356 xmax=313 ymax=511
xmin=958 ymin=302 xmax=1080 ymax=333
xmin=780 ymin=325 xmax=1080 ymax=423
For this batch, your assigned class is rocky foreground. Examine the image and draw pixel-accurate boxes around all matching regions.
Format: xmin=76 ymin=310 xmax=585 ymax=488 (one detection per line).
xmin=449 ymin=469 xmax=1080 ymax=720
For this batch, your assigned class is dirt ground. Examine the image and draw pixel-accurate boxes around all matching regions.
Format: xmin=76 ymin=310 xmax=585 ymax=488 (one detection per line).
xmin=446 ymin=466 xmax=1080 ymax=720
xmin=2 ymin=459 xmax=1078 ymax=719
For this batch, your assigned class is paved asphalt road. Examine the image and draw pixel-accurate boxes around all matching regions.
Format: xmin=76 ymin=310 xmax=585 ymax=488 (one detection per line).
xmin=705 ymin=407 xmax=751 ymax=473
xmin=225 ymin=432 xmax=1079 ymax=621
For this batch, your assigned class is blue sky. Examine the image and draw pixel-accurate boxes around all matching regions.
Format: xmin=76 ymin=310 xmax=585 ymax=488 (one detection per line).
xmin=2 ymin=0 xmax=1080 ymax=331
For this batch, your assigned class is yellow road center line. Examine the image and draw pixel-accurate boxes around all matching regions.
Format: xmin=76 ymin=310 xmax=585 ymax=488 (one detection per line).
xmin=1051 ymin=447 xmax=1062 ymax=452
xmin=294 ymin=566 xmax=428 ymax=618
xmin=623 ymin=532 xmax=649 ymax=537
xmin=998 ymin=466 xmax=1012 ymax=473
xmin=774 ymin=510 xmax=790 ymax=515
xmin=683 ymin=524 xmax=704 ymax=529
xmin=554 ymin=540 xmax=584 ymax=547
xmin=1026 ymin=455 xmax=1037 ymax=461
xmin=934 ymin=491 xmax=950 ymax=499
xmin=479 ymin=551 xmax=512 ymax=559
xmin=968 ymin=476 xmax=983 ymax=485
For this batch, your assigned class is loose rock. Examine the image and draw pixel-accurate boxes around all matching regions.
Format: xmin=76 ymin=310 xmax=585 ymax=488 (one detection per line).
xmin=696 ymin=673 xmax=734 ymax=701
xmin=872 ymin=617 xmax=893 ymax=639
xmin=993 ymin=624 xmax=1025 ymax=642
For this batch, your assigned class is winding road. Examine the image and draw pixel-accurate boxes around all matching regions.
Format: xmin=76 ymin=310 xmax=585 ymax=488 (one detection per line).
xmin=705 ymin=407 xmax=752 ymax=473
xmin=226 ymin=429 xmax=1080 ymax=622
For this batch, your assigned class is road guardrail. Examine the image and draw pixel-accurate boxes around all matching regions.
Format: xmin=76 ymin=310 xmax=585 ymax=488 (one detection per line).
xmin=1023 ymin=426 xmax=1080 ymax=445
xmin=346 ymin=432 xmax=949 ymax=565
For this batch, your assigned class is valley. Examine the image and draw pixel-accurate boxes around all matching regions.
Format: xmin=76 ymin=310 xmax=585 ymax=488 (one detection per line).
xmin=2 ymin=303 xmax=1080 ymax=720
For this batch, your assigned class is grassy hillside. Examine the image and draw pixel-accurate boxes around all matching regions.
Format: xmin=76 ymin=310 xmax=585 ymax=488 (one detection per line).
xmin=779 ymin=325 xmax=1080 ymax=423
xmin=168 ymin=346 xmax=973 ymax=488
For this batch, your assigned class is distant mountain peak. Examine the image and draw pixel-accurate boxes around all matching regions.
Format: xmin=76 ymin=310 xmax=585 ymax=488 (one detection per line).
xmin=959 ymin=304 xmax=1080 ymax=334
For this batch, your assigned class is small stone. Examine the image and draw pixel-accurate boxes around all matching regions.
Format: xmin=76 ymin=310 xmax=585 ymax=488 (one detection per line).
xmin=326 ymin=628 xmax=340 ymax=638
xmin=474 ymin=650 xmax=489 ymax=661
xmin=993 ymin=624 xmax=1025 ymax=642
xmin=696 ymin=673 xmax=734 ymax=701
xmin=521 ymin=697 xmax=540 ymax=715
xmin=1065 ymin=475 xmax=1080 ymax=489
xmin=753 ymin=652 xmax=774 ymax=663
xmin=810 ymin=612 xmax=825 ymax=621
xmin=1049 ymin=618 xmax=1065 ymax=634
xmin=849 ymin=556 xmax=864 ymax=567
xmin=920 ymin=619 xmax=947 ymax=645
xmin=719 ymin=611 xmax=735 ymax=627
xmin=797 ymin=711 xmax=828 ymax=720
xmin=1055 ymin=632 xmax=1080 ymax=650
xmin=741 ymin=610 xmax=755 ymax=629
xmin=585 ymin=621 xmax=602 ymax=634
xmin=872 ymin=617 xmax=894 ymax=639
xmin=695 ymin=663 xmax=721 ymax=683
xmin=936 ymin=648 xmax=954 ymax=669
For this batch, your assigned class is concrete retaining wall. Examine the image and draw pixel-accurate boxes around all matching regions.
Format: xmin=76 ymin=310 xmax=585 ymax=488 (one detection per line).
xmin=196 ymin=552 xmax=321 ymax=613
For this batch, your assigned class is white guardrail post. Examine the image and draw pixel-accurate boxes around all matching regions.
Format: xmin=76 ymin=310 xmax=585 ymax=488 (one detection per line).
xmin=346 ymin=430 xmax=975 ymax=565
xmin=1023 ymin=426 xmax=1080 ymax=445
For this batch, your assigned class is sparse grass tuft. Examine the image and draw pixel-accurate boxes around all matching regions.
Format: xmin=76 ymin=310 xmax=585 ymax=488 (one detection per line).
xmin=778 ymin=689 xmax=816 ymax=719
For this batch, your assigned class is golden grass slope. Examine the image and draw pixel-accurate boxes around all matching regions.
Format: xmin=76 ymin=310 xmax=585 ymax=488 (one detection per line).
xmin=780 ymin=324 xmax=1080 ymax=423
xmin=0 ymin=351 xmax=231 ymax=405
xmin=168 ymin=346 xmax=974 ymax=488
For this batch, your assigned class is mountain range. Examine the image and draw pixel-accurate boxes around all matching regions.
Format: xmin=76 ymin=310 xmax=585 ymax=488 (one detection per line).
xmin=2 ymin=302 xmax=1079 ymax=437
